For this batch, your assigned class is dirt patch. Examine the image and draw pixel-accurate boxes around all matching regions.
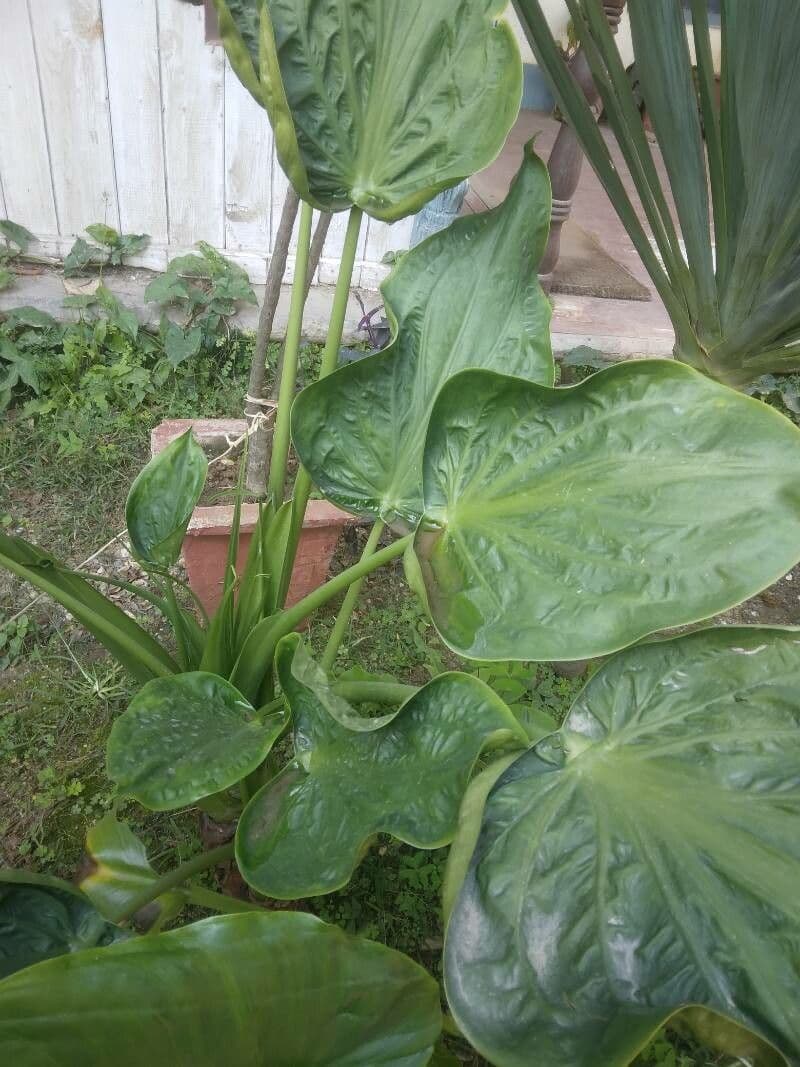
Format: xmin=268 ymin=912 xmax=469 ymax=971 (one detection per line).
xmin=714 ymin=569 xmax=800 ymax=627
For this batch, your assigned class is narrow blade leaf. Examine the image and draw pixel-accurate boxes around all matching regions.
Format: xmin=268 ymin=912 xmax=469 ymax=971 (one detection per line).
xmin=0 ymin=532 xmax=178 ymax=681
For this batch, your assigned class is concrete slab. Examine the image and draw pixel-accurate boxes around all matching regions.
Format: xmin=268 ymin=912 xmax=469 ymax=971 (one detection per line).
xmin=0 ymin=266 xmax=374 ymax=345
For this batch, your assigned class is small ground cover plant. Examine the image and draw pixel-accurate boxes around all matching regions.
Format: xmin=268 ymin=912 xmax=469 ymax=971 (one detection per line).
xmin=0 ymin=2 xmax=799 ymax=1066
xmin=144 ymin=241 xmax=258 ymax=367
xmin=0 ymin=241 xmax=258 ymax=453
xmin=0 ymin=220 xmax=36 ymax=292
xmin=63 ymin=224 xmax=150 ymax=276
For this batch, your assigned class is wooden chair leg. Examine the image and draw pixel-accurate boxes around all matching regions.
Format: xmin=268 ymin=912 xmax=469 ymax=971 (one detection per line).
xmin=539 ymin=1 xmax=627 ymax=290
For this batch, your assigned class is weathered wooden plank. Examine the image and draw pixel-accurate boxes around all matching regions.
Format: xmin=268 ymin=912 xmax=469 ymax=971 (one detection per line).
xmin=0 ymin=0 xmax=58 ymax=235
xmin=28 ymin=0 xmax=119 ymax=236
xmin=157 ymin=0 xmax=225 ymax=248
xmin=101 ymin=0 xmax=168 ymax=249
xmin=224 ymin=58 xmax=273 ymax=281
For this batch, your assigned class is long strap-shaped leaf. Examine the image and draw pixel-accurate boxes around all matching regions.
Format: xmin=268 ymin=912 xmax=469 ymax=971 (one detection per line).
xmin=626 ymin=0 xmax=720 ymax=340
xmin=512 ymin=0 xmax=699 ymax=362
xmin=515 ymin=0 xmax=800 ymax=385
xmin=0 ymin=532 xmax=178 ymax=682
xmin=689 ymin=0 xmax=727 ymax=282
xmin=564 ymin=0 xmax=690 ymax=299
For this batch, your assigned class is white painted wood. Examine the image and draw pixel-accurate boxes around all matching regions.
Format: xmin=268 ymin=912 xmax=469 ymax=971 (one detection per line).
xmin=224 ymin=58 xmax=273 ymax=278
xmin=157 ymin=0 xmax=225 ymax=248
xmin=318 ymin=209 xmax=369 ymax=287
xmin=27 ymin=0 xmax=119 ymax=236
xmin=100 ymin=0 xmax=168 ymax=243
xmin=358 ymin=216 xmax=413 ymax=288
xmin=0 ymin=1 xmax=410 ymax=290
xmin=363 ymin=216 xmax=414 ymax=268
xmin=0 ymin=1 xmax=58 ymax=234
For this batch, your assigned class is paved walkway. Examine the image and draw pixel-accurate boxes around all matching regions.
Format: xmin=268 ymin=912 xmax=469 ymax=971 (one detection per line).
xmin=472 ymin=111 xmax=674 ymax=358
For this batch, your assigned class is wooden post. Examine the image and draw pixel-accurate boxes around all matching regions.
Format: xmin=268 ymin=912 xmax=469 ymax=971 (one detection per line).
xmin=539 ymin=0 xmax=627 ymax=290
xmin=243 ymin=190 xmax=332 ymax=497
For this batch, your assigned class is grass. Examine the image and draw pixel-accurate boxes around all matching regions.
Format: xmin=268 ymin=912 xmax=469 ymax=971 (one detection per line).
xmin=0 ymin=334 xmax=757 ymax=1066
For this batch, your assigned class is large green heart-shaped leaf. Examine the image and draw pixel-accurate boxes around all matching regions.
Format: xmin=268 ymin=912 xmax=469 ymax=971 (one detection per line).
xmin=292 ymin=143 xmax=553 ymax=529
xmin=126 ymin=429 xmax=207 ymax=568
xmin=236 ymin=635 xmax=526 ymax=898
xmin=214 ymin=0 xmax=521 ymax=220
xmin=0 ymin=871 xmax=128 ymax=980
xmin=444 ymin=626 xmax=800 ymax=1067
xmin=0 ymin=911 xmax=441 ymax=1065
xmin=78 ymin=815 xmax=185 ymax=924
xmin=414 ymin=361 xmax=800 ymax=661
xmin=106 ymin=672 xmax=286 ymax=810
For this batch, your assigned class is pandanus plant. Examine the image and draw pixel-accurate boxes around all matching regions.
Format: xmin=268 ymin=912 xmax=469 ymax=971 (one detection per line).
xmin=514 ymin=0 xmax=800 ymax=388
xmin=1 ymin=2 xmax=800 ymax=1065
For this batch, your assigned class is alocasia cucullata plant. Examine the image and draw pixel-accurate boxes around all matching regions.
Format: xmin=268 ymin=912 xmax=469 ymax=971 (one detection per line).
xmin=1 ymin=2 xmax=799 ymax=1065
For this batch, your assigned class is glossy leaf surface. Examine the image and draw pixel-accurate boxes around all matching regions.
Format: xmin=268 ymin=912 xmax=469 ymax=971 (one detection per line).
xmin=107 ymin=672 xmax=286 ymax=810
xmin=236 ymin=635 xmax=526 ymax=898
xmin=215 ymin=0 xmax=521 ymax=220
xmin=0 ymin=872 xmax=127 ymax=980
xmin=415 ymin=362 xmax=800 ymax=661
xmin=126 ymin=429 xmax=207 ymax=567
xmin=445 ymin=627 xmax=800 ymax=1067
xmin=0 ymin=912 xmax=441 ymax=1066
xmin=292 ymin=143 xmax=553 ymax=529
xmin=79 ymin=815 xmax=184 ymax=924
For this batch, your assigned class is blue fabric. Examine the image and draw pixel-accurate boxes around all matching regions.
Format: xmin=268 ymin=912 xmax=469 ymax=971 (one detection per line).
xmin=409 ymin=180 xmax=469 ymax=247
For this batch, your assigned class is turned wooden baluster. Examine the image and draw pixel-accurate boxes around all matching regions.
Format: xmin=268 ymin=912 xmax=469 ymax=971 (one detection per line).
xmin=539 ymin=0 xmax=627 ymax=290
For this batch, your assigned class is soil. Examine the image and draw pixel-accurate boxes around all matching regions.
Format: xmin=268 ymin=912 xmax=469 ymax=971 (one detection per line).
xmin=714 ymin=570 xmax=800 ymax=628
xmin=196 ymin=441 xmax=299 ymax=507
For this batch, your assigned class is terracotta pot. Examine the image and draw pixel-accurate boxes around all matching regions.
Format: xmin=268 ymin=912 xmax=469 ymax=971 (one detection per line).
xmin=151 ymin=419 xmax=359 ymax=620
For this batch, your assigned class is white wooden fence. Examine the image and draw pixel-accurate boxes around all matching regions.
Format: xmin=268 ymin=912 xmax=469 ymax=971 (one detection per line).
xmin=0 ymin=0 xmax=413 ymax=288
